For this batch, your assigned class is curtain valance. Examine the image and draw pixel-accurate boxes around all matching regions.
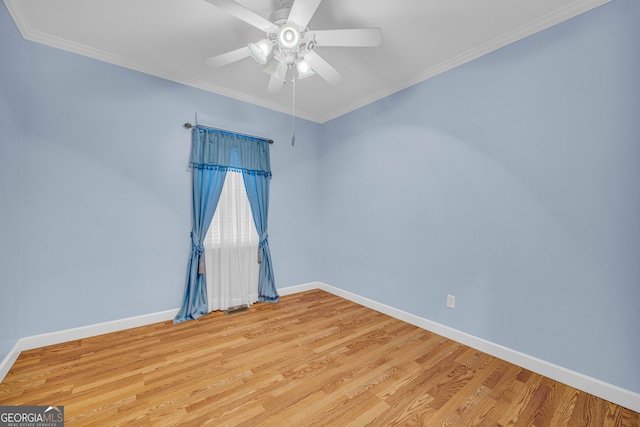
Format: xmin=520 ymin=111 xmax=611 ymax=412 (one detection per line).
xmin=191 ymin=126 xmax=271 ymax=176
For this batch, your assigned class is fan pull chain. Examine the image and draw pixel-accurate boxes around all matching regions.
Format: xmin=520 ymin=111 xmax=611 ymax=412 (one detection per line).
xmin=291 ymin=77 xmax=296 ymax=147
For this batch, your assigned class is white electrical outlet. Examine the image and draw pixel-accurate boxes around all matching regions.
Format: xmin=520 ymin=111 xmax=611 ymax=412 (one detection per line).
xmin=447 ymin=294 xmax=456 ymax=309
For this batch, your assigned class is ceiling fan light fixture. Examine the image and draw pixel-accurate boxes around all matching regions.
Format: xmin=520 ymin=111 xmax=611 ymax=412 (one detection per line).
xmin=248 ymin=39 xmax=273 ymax=64
xmin=278 ymin=24 xmax=300 ymax=50
xmin=263 ymin=58 xmax=285 ymax=77
xmin=296 ymin=58 xmax=315 ymax=79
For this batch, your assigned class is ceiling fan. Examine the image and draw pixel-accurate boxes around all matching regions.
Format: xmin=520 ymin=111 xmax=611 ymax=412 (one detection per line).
xmin=204 ymin=0 xmax=383 ymax=93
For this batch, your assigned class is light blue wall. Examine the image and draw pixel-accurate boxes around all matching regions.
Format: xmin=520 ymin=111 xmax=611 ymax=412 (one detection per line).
xmin=319 ymin=0 xmax=640 ymax=393
xmin=0 ymin=1 xmax=23 ymax=362
xmin=0 ymin=0 xmax=321 ymax=357
xmin=2 ymin=0 xmax=638 ymax=397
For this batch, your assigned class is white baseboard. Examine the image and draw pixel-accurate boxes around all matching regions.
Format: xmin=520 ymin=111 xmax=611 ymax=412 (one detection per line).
xmin=277 ymin=282 xmax=321 ymax=296
xmin=0 ymin=341 xmax=22 ymax=385
xmin=2 ymin=283 xmax=639 ymax=413
xmin=313 ymin=282 xmax=640 ymax=413
xmin=0 ymin=309 xmax=179 ymax=383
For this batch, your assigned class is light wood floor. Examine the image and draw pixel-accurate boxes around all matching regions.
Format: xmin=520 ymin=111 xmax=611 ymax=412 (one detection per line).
xmin=1 ymin=289 xmax=638 ymax=426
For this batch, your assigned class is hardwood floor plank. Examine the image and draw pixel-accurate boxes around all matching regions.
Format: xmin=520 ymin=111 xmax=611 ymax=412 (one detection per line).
xmin=0 ymin=289 xmax=638 ymax=426
xmin=370 ymin=390 xmax=438 ymax=426
xmin=569 ymin=392 xmax=609 ymax=426
xmin=423 ymin=354 xmax=502 ymax=426
xmin=545 ymin=384 xmax=581 ymax=427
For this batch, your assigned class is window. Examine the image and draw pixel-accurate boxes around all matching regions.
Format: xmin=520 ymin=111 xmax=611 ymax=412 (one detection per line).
xmin=205 ymin=171 xmax=258 ymax=249
xmin=203 ymin=171 xmax=259 ymax=310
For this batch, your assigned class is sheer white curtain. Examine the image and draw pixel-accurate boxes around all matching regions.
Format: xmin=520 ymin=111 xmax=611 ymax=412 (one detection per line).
xmin=204 ymin=171 xmax=259 ymax=311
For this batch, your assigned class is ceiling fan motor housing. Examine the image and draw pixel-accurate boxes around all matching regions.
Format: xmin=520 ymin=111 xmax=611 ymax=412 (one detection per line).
xmin=278 ymin=24 xmax=301 ymax=50
xmin=269 ymin=6 xmax=290 ymax=25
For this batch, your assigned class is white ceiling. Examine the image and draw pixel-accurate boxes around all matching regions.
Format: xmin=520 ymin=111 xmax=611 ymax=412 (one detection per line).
xmin=4 ymin=0 xmax=610 ymax=123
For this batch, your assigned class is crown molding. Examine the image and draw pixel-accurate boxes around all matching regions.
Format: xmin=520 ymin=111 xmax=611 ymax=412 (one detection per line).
xmin=3 ymin=0 xmax=612 ymax=124
xmin=318 ymin=0 xmax=612 ymax=123
xmin=1 ymin=0 xmax=318 ymax=122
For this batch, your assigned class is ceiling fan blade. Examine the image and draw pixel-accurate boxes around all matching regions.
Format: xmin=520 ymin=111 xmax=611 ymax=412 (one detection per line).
xmin=312 ymin=28 xmax=382 ymax=47
xmin=206 ymin=46 xmax=251 ymax=68
xmin=287 ymin=0 xmax=322 ymax=28
xmin=203 ymin=0 xmax=276 ymax=32
xmin=305 ymin=50 xmax=343 ymax=86
xmin=266 ymin=60 xmax=287 ymax=93
xmin=267 ymin=74 xmax=286 ymax=93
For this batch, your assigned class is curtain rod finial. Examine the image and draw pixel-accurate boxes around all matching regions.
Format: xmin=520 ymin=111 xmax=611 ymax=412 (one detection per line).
xmin=184 ymin=123 xmax=193 ymax=129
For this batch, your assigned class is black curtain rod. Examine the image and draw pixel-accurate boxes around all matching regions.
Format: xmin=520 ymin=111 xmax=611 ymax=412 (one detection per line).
xmin=183 ymin=122 xmax=274 ymax=144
